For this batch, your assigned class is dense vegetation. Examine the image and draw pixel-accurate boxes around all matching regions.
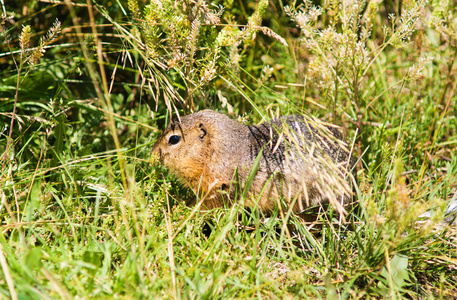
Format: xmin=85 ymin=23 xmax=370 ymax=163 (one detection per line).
xmin=1 ymin=0 xmax=456 ymax=298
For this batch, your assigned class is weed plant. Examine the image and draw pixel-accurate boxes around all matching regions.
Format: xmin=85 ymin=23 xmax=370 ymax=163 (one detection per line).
xmin=0 ymin=0 xmax=456 ymax=298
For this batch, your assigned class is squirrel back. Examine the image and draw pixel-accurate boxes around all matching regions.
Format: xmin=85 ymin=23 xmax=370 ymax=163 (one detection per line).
xmin=152 ymin=109 xmax=357 ymax=216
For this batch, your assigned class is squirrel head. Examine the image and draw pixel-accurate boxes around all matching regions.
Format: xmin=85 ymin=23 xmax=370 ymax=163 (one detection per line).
xmin=151 ymin=111 xmax=216 ymax=186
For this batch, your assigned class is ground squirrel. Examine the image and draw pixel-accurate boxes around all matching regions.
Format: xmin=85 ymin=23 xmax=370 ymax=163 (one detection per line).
xmin=151 ymin=109 xmax=357 ymax=218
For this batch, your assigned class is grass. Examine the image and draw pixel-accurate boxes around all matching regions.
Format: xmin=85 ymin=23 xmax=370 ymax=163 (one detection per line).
xmin=1 ymin=0 xmax=456 ymax=298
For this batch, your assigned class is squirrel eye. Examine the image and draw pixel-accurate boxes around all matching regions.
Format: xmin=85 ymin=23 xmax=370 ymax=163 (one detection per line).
xmin=168 ymin=135 xmax=181 ymax=145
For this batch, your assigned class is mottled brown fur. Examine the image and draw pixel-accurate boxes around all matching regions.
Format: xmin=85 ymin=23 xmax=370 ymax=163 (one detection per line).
xmin=152 ymin=109 xmax=357 ymax=217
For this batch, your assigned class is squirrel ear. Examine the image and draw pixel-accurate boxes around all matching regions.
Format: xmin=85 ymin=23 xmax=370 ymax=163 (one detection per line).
xmin=197 ymin=122 xmax=207 ymax=141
